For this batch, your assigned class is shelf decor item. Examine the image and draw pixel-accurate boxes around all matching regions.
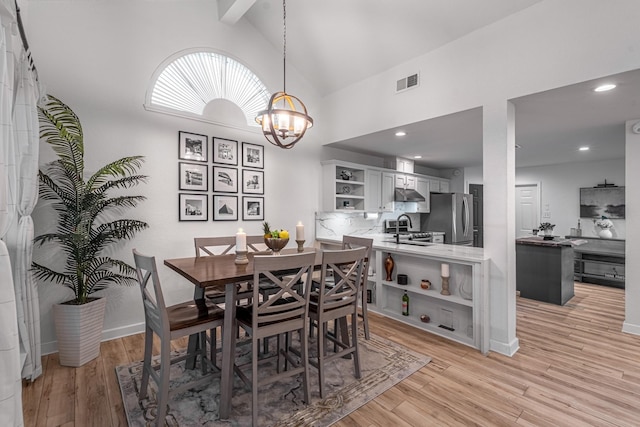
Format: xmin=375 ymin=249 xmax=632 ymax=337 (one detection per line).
xmin=594 ymin=216 xmax=614 ymax=239
xmin=441 ymin=263 xmax=451 ymax=296
xmin=262 ymin=222 xmax=290 ymax=255
xmin=384 ymin=253 xmax=395 ymax=281
xmin=538 ymin=222 xmax=555 ymax=237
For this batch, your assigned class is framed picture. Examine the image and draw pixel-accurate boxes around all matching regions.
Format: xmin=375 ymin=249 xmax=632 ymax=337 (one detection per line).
xmin=179 ymin=193 xmax=208 ymax=221
xmin=179 ymin=131 xmax=208 ymax=162
xmin=213 ymin=195 xmax=238 ymax=221
xmin=179 ymin=162 xmax=208 ymax=191
xmin=580 ymin=186 xmax=625 ymax=219
xmin=242 ymin=142 xmax=264 ymax=169
xmin=243 ymin=196 xmax=264 ymax=221
xmin=242 ymin=169 xmax=264 ymax=194
xmin=212 ymin=166 xmax=238 ymax=193
xmin=213 ymin=137 xmax=238 ymax=166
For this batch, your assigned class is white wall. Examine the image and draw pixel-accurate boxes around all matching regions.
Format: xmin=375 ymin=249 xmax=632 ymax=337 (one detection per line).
xmin=517 ymin=159 xmax=626 ymax=238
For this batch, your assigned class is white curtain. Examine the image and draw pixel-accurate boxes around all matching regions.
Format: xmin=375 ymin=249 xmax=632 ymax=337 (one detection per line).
xmin=1 ymin=0 xmax=42 ymax=424
xmin=12 ymin=50 xmax=41 ymax=382
xmin=0 ymin=1 xmax=24 ymax=426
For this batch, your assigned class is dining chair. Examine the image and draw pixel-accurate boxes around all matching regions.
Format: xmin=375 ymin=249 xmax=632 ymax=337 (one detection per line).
xmin=233 ymin=251 xmax=316 ymax=427
xmin=194 ymin=235 xmax=266 ymax=305
xmin=342 ymin=235 xmax=373 ymax=340
xmin=309 ymin=236 xmax=373 ymax=341
xmin=132 ymin=249 xmax=225 ymax=427
xmin=308 ymin=246 xmax=367 ymax=398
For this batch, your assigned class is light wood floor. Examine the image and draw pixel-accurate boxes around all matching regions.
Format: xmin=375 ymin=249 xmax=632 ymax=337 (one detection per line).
xmin=23 ymin=282 xmax=640 ymax=426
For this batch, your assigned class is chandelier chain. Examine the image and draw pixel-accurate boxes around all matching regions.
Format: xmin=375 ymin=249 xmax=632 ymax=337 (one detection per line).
xmin=282 ymin=0 xmax=287 ymax=93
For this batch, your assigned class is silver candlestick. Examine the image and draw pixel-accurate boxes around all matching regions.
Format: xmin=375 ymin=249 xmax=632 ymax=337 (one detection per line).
xmin=296 ymin=239 xmax=305 ymax=252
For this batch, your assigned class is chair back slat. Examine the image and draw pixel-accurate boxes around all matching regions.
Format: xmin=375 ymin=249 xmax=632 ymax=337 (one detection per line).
xmin=252 ymin=252 xmax=316 ymax=327
xmin=342 ymin=235 xmax=373 ymax=284
xmin=316 ymin=247 xmax=366 ymax=312
xmin=195 ymin=235 xmax=266 ymax=257
xmin=133 ymin=249 xmax=169 ymax=335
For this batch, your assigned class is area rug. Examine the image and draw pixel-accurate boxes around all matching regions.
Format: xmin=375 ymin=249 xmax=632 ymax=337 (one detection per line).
xmin=116 ymin=331 xmax=430 ymax=426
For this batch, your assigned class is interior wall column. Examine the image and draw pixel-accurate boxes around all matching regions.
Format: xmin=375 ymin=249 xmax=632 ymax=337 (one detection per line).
xmin=483 ymin=100 xmax=519 ymax=356
xmin=623 ymin=119 xmax=640 ymax=335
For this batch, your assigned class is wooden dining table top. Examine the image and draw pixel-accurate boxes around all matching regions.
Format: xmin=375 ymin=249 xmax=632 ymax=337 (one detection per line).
xmin=163 ymin=247 xmax=320 ymax=289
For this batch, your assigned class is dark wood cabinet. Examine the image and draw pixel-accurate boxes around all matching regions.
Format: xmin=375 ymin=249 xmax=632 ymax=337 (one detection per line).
xmin=516 ymin=238 xmax=574 ymax=305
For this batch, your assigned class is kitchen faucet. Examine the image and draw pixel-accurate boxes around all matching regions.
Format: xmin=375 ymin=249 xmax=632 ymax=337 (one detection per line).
xmin=396 ymin=214 xmax=412 ymax=244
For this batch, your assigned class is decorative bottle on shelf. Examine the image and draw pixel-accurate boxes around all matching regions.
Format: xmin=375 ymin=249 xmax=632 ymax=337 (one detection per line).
xmin=402 ymin=291 xmax=409 ymax=316
xmin=384 ymin=253 xmax=395 ymax=281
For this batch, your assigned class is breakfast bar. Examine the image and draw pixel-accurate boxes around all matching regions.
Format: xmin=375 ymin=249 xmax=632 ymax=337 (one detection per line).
xmin=516 ymin=236 xmax=575 ymax=305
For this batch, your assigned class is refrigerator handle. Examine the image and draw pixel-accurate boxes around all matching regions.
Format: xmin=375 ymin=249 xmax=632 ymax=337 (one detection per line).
xmin=463 ymin=196 xmax=470 ymax=237
xmin=452 ymin=197 xmax=457 ymax=238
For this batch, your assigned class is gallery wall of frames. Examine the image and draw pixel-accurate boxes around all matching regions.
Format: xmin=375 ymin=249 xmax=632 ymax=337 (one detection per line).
xmin=177 ymin=131 xmax=265 ymax=222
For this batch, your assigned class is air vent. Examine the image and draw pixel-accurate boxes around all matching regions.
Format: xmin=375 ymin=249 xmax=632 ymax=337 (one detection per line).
xmin=396 ymin=73 xmax=419 ymax=93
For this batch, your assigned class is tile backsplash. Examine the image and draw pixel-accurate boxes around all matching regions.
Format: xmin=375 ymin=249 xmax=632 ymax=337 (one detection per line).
xmin=315 ymin=210 xmax=421 ymax=240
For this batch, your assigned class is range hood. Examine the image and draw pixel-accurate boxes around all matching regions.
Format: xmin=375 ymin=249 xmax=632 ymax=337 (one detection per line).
xmin=394 ymin=187 xmax=426 ymax=202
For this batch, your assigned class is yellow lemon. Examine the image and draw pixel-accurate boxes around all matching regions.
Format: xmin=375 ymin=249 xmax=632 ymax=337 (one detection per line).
xmin=280 ymin=230 xmax=289 ymax=239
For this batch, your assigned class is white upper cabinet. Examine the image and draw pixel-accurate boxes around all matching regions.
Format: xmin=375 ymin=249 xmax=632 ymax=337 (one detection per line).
xmin=415 ymin=177 xmax=430 ymax=212
xmin=365 ymin=169 xmax=395 ymax=212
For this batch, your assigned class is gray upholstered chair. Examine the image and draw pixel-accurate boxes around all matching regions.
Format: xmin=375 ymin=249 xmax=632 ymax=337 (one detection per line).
xmin=233 ymin=251 xmax=316 ymax=427
xmin=132 ymin=249 xmax=224 ymax=427
xmin=308 ymin=246 xmax=367 ymax=398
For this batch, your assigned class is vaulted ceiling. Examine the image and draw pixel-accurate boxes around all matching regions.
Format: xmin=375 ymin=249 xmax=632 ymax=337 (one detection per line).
xmin=228 ymin=0 xmax=639 ymax=169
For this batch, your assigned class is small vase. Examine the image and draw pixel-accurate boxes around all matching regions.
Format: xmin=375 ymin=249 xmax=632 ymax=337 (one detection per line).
xmin=598 ymin=229 xmax=613 ymax=239
xmin=384 ymin=253 xmax=395 ymax=281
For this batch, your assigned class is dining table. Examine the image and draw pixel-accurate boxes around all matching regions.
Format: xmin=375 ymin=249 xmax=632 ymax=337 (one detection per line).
xmin=163 ymin=247 xmax=320 ymax=420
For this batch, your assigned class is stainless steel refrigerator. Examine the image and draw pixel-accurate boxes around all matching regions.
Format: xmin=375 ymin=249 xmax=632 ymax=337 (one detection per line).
xmin=422 ymin=193 xmax=474 ymax=245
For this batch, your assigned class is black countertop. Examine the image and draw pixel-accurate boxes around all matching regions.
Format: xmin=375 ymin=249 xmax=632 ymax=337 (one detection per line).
xmin=516 ymin=236 xmax=573 ymax=247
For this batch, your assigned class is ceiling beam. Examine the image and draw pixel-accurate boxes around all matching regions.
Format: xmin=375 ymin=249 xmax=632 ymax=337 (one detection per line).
xmin=217 ymin=0 xmax=256 ymax=24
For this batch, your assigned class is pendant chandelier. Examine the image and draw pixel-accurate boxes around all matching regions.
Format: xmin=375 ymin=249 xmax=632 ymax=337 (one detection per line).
xmin=255 ymin=0 xmax=313 ymax=149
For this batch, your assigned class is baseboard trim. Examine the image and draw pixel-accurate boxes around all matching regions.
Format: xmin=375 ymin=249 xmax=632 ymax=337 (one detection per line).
xmin=622 ymin=321 xmax=640 ymax=336
xmin=42 ymin=322 xmax=146 ymax=356
xmin=490 ymin=337 xmax=520 ymax=357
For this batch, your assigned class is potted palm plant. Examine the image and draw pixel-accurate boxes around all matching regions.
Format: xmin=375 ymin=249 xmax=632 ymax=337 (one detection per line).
xmin=33 ymin=95 xmax=148 ymax=367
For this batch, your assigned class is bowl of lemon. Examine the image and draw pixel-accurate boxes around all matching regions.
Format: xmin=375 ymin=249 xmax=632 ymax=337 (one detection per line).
xmin=262 ymin=222 xmax=290 ymax=255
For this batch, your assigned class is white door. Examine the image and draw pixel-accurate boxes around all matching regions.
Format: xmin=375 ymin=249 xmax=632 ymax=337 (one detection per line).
xmin=516 ymin=184 xmax=539 ymax=237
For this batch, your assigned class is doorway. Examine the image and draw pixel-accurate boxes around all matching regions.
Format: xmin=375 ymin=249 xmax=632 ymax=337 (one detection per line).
xmin=515 ymin=184 xmax=540 ymax=237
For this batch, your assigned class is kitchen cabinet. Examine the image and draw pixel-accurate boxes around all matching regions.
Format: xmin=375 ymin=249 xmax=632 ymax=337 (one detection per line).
xmin=429 ymin=178 xmax=450 ymax=193
xmin=365 ymin=169 xmax=395 ymax=212
xmin=322 ymin=161 xmax=366 ymax=212
xmin=414 ymin=176 xmax=430 ymax=212
xmin=370 ymin=248 xmax=488 ymax=353
xmin=395 ymin=174 xmax=416 ymax=190
xmin=386 ymin=157 xmax=414 ymax=173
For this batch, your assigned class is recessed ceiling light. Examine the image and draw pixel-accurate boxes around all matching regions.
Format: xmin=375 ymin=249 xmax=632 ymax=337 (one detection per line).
xmin=594 ymin=83 xmax=616 ymax=92
xmin=395 ymin=131 xmax=406 ymax=137
xmin=579 ymin=146 xmax=590 ymax=151
xmin=413 ymin=155 xmax=422 ymax=159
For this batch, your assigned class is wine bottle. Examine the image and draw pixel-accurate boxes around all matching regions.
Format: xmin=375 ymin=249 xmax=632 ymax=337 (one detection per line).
xmin=402 ymin=291 xmax=409 ymax=316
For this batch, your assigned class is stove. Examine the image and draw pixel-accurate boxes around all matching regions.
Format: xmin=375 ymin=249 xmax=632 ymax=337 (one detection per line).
xmin=384 ymin=219 xmax=433 ymax=242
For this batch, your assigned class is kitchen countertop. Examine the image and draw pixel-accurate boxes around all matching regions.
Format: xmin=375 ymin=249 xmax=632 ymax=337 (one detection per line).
xmin=516 ymin=236 xmax=573 ymax=247
xmin=316 ymin=234 xmax=488 ymax=263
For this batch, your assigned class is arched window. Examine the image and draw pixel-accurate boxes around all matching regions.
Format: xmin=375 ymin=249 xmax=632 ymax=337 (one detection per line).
xmin=145 ymin=49 xmax=270 ymax=127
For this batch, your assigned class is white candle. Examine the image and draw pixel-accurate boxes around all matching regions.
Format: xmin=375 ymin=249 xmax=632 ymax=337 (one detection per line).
xmin=236 ymin=228 xmax=247 ymax=252
xmin=441 ymin=263 xmax=450 ymax=277
xmin=296 ymin=221 xmax=304 ymax=240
